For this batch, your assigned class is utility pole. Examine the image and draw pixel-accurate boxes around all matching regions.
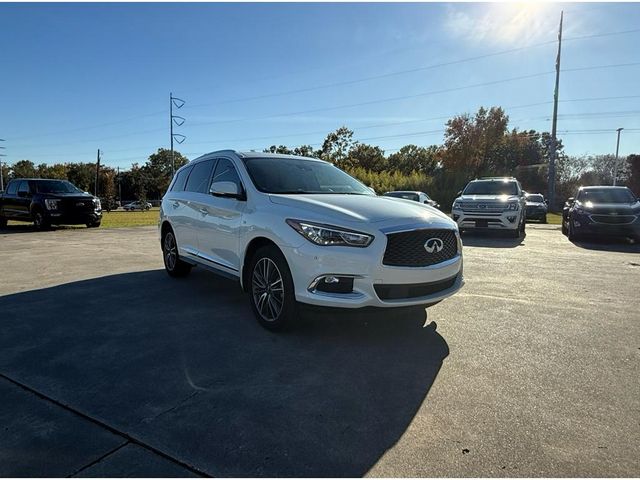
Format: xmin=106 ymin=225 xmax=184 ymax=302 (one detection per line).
xmin=95 ymin=149 xmax=101 ymax=196
xmin=169 ymin=93 xmax=186 ymax=177
xmin=613 ymin=127 xmax=624 ymax=186
xmin=548 ymin=10 xmax=563 ymax=209
xmin=117 ymin=166 xmax=122 ymax=203
xmin=0 ymin=139 xmax=5 ymax=192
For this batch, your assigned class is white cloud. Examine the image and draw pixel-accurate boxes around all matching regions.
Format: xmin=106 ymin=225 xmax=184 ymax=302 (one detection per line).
xmin=443 ymin=3 xmax=580 ymax=47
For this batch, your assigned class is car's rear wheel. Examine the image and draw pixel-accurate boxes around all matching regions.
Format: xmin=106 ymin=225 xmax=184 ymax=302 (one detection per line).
xmin=248 ymin=245 xmax=297 ymax=331
xmin=86 ymin=220 xmax=101 ymax=228
xmin=541 ymin=215 xmax=547 ymax=224
xmin=162 ymin=229 xmax=192 ymax=277
xmin=0 ymin=216 xmax=7 ymax=229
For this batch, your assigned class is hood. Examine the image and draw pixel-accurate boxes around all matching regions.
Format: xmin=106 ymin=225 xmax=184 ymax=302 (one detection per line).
xmin=44 ymin=192 xmax=95 ymax=200
xmin=459 ymin=194 xmax=520 ymax=203
xmin=269 ymin=194 xmax=452 ymax=225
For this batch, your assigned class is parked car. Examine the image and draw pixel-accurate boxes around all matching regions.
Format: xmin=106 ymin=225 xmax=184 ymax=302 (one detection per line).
xmin=0 ymin=178 xmax=102 ymax=230
xmin=525 ymin=193 xmax=548 ymax=223
xmin=123 ymin=200 xmax=151 ymax=211
xmin=160 ymin=150 xmax=464 ymax=331
xmin=562 ymin=186 xmax=640 ymax=241
xmin=383 ymin=190 xmax=440 ymax=209
xmin=451 ymin=177 xmax=526 ymax=237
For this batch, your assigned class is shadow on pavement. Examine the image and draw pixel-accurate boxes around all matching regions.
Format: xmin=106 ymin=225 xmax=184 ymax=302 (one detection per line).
xmin=0 ymin=224 xmax=84 ymax=234
xmin=570 ymin=236 xmax=640 ymax=253
xmin=0 ymin=268 xmax=449 ymax=477
xmin=460 ymin=229 xmax=525 ymax=248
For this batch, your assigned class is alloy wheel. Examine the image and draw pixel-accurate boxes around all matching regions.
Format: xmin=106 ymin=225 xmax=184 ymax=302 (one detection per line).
xmin=164 ymin=232 xmax=177 ymax=271
xmin=252 ymin=257 xmax=284 ymax=322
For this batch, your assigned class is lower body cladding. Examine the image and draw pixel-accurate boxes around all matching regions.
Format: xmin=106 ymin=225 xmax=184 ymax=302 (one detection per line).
xmin=452 ymin=210 xmax=520 ymax=231
xmin=281 ymin=243 xmax=464 ymax=309
xmin=46 ymin=211 xmax=102 ymax=225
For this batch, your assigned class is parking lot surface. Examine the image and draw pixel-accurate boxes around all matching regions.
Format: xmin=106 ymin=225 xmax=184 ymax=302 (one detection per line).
xmin=1 ymin=224 xmax=639 ymax=477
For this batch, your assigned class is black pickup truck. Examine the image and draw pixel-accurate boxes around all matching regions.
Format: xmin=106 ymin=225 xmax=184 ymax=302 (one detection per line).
xmin=0 ymin=178 xmax=102 ymax=230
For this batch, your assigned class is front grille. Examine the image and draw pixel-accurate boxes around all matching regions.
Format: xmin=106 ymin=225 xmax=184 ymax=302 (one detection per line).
xmin=374 ymin=274 xmax=458 ymax=300
xmin=61 ymin=198 xmax=94 ymax=213
xmin=461 ymin=204 xmax=504 ymax=214
xmin=590 ymin=214 xmax=636 ymax=225
xmin=383 ymin=229 xmax=458 ymax=267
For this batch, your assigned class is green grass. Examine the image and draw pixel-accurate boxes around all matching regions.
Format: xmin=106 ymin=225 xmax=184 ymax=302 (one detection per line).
xmin=101 ymin=208 xmax=160 ymax=228
xmin=7 ymin=207 xmax=160 ymax=229
xmin=545 ymin=213 xmax=562 ymax=225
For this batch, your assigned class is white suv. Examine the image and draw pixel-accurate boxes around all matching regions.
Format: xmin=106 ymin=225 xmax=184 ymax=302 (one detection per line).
xmin=160 ymin=151 xmax=464 ymax=330
xmin=451 ymin=177 xmax=526 ymax=238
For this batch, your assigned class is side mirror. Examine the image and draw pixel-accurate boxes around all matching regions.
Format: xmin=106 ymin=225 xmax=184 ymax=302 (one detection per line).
xmin=567 ymin=197 xmax=575 ymax=203
xmin=423 ymin=200 xmax=429 ymax=204
xmin=456 ymin=190 xmax=463 ymax=197
xmin=210 ymin=181 xmax=242 ymax=199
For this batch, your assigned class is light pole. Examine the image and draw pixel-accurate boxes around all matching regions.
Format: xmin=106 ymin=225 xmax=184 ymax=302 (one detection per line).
xmin=0 ymin=139 xmax=6 ymax=192
xmin=613 ymin=127 xmax=624 ymax=186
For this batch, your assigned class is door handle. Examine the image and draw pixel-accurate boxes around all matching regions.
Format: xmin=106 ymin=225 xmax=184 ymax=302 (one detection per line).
xmin=172 ymin=201 xmax=179 ymax=208
xmin=199 ymin=208 xmax=208 ymax=216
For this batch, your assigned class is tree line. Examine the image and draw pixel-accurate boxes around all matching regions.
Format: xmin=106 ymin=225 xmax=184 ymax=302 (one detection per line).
xmin=3 ymin=106 xmax=638 ymax=210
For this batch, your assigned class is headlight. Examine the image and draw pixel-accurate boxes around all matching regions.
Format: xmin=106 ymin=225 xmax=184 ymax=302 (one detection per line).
xmin=44 ymin=199 xmax=59 ymax=210
xmin=452 ymin=200 xmax=462 ymax=210
xmin=506 ymin=202 xmax=519 ymax=211
xmin=94 ymin=198 xmax=102 ymax=210
xmin=286 ymin=219 xmax=374 ymax=247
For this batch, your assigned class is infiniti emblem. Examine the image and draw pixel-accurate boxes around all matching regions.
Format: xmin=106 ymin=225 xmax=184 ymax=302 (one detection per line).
xmin=424 ymin=238 xmax=444 ymax=254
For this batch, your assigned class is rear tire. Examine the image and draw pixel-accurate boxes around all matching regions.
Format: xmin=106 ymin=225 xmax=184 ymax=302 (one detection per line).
xmin=86 ymin=220 xmax=101 ymax=228
xmin=162 ymin=228 xmax=192 ymax=278
xmin=541 ymin=215 xmax=547 ymax=224
xmin=0 ymin=216 xmax=7 ymax=229
xmin=248 ymin=245 xmax=297 ymax=332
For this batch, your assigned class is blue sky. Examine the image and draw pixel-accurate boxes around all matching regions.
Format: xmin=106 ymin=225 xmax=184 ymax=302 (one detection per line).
xmin=1 ymin=2 xmax=639 ymax=170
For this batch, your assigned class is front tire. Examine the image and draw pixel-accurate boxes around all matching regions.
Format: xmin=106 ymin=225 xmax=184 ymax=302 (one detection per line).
xmin=541 ymin=215 xmax=547 ymax=224
xmin=86 ymin=221 xmax=101 ymax=228
xmin=248 ymin=245 xmax=297 ymax=332
xmin=162 ymin=229 xmax=192 ymax=277
xmin=32 ymin=210 xmax=50 ymax=231
xmin=0 ymin=216 xmax=7 ymax=229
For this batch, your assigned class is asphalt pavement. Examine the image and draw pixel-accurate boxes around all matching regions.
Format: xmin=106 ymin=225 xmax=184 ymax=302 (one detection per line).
xmin=0 ymin=223 xmax=638 ymax=477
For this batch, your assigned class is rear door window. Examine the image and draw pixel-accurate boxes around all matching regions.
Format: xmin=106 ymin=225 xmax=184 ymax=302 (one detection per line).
xmin=18 ymin=181 xmax=30 ymax=195
xmin=185 ymin=160 xmax=215 ymax=194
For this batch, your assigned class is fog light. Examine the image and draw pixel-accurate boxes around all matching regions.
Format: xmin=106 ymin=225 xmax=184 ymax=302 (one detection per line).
xmin=453 ymin=214 xmax=460 ymax=221
xmin=574 ymin=220 xmax=581 ymax=227
xmin=507 ymin=216 xmax=516 ymax=223
xmin=311 ymin=276 xmax=355 ymax=294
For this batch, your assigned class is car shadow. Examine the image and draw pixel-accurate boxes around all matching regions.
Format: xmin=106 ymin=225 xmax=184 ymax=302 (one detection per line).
xmin=460 ymin=229 xmax=525 ymax=248
xmin=0 ymin=269 xmax=449 ymax=477
xmin=570 ymin=236 xmax=640 ymax=253
xmin=0 ymin=223 xmax=84 ymax=234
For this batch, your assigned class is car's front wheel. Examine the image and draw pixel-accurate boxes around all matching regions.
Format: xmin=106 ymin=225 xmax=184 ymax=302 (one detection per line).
xmin=248 ymin=245 xmax=297 ymax=331
xmin=162 ymin=228 xmax=192 ymax=277
xmin=32 ymin=209 xmax=50 ymax=231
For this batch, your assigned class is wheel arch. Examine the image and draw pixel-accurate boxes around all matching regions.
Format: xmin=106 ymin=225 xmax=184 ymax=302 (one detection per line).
xmin=241 ymin=236 xmax=281 ymax=291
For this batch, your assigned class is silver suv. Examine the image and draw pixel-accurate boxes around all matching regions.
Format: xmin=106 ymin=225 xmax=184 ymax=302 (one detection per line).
xmin=451 ymin=177 xmax=526 ymax=237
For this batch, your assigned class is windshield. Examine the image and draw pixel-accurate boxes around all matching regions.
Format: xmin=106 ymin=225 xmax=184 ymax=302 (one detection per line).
xmin=463 ymin=180 xmax=518 ymax=196
xmin=527 ymin=194 xmax=545 ymax=203
xmin=36 ymin=180 xmax=83 ymax=194
xmin=578 ymin=188 xmax=636 ymax=204
xmin=243 ymin=157 xmax=373 ymax=195
xmin=384 ymin=192 xmax=419 ymax=201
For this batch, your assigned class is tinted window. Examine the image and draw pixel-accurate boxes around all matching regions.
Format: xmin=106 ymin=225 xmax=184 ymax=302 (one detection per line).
xmin=185 ymin=160 xmax=215 ymax=193
xmin=577 ymin=188 xmax=636 ymax=203
xmin=18 ymin=181 xmax=30 ymax=195
xmin=6 ymin=181 xmax=18 ymax=195
xmin=171 ymin=166 xmax=192 ymax=192
xmin=211 ymin=158 xmax=243 ymax=193
xmin=243 ymin=157 xmax=372 ymax=195
xmin=35 ymin=180 xmax=83 ymax=194
xmin=527 ymin=194 xmax=544 ymax=202
xmin=463 ymin=180 xmax=519 ymax=196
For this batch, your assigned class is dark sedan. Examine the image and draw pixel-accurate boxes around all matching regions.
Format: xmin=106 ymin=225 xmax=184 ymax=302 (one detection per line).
xmin=562 ymin=186 xmax=640 ymax=241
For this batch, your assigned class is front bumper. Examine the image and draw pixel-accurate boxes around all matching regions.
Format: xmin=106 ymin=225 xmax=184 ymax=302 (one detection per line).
xmin=46 ymin=210 xmax=102 ymax=225
xmin=452 ymin=208 xmax=521 ymax=231
xmin=281 ymin=236 xmax=464 ymax=309
xmin=572 ymin=215 xmax=640 ymax=238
